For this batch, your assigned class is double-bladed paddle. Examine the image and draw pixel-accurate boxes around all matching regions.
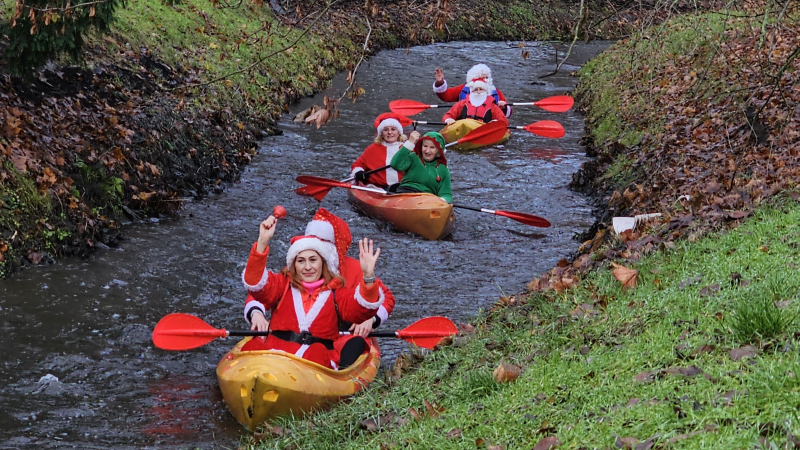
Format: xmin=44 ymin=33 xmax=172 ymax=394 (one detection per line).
xmin=389 ymin=96 xmax=574 ymax=116
xmin=152 ymin=313 xmax=458 ymax=350
xmin=295 ymin=174 xmax=551 ymax=228
xmin=408 ymin=119 xmax=565 ymax=139
xmin=295 ymin=165 xmax=391 ymax=201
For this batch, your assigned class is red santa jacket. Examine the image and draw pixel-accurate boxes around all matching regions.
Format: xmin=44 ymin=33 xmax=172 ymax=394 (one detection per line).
xmin=341 ymin=256 xmax=395 ymax=326
xmin=241 ymin=244 xmax=385 ymax=367
xmin=351 ymin=142 xmax=404 ymax=187
xmin=443 ymin=97 xmax=510 ymax=126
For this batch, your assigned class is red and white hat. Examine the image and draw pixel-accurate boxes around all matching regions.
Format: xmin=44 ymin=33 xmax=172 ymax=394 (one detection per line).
xmin=305 ymin=208 xmax=352 ymax=270
xmin=466 ymin=64 xmax=493 ymax=86
xmin=285 ymin=235 xmax=339 ymax=276
xmin=467 ymin=78 xmax=489 ymax=92
xmin=374 ymin=112 xmax=404 ymax=136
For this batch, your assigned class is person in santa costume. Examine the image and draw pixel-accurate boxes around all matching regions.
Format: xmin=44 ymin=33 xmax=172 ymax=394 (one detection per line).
xmin=442 ymin=78 xmax=509 ymax=126
xmin=303 ymin=207 xmax=396 ymax=337
xmin=350 ymin=113 xmax=407 ymax=190
xmin=389 ymin=131 xmax=452 ymax=203
xmin=241 ymin=212 xmax=386 ymax=369
xmin=433 ymin=64 xmax=511 ymax=117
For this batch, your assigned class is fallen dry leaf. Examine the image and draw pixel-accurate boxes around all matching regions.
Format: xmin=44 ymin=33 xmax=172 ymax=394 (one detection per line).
xmin=532 ymin=435 xmax=561 ymax=450
xmin=493 ymin=362 xmax=522 ymax=383
xmin=730 ymin=345 xmax=758 ymax=361
xmin=610 ymin=262 xmax=638 ymax=289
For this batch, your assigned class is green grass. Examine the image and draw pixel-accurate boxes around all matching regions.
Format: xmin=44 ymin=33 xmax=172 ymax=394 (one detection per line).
xmin=242 ymin=199 xmax=800 ymax=449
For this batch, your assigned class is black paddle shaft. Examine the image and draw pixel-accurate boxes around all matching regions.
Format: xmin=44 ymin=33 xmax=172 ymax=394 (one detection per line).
xmin=451 ymin=204 xmax=483 ymax=212
xmin=226 ymin=330 xmax=397 ymax=337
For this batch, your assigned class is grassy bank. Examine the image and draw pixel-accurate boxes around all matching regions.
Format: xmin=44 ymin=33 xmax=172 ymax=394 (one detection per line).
xmin=228 ymin=3 xmax=800 ymax=449
xmin=0 ymin=0 xmax=645 ymax=277
xmin=243 ymin=199 xmax=800 ymax=449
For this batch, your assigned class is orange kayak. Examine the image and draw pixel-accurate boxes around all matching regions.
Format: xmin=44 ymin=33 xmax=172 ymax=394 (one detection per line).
xmin=216 ymin=337 xmax=380 ymax=429
xmin=440 ymin=118 xmax=510 ymax=151
xmin=348 ymin=189 xmax=455 ymax=240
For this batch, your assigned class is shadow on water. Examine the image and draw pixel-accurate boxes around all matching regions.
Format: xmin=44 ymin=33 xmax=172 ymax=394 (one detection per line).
xmin=0 ymin=40 xmax=610 ymax=449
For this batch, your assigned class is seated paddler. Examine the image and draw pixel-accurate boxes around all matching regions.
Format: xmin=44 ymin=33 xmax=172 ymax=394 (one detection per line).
xmin=241 ymin=211 xmax=386 ymax=369
xmin=351 ymin=113 xmax=407 ymax=190
xmin=388 ymin=130 xmax=452 ymax=203
xmin=442 ymin=77 xmax=509 ymax=127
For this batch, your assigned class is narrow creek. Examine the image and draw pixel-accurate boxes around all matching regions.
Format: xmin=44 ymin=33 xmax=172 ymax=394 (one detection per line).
xmin=0 ymin=41 xmax=609 ymax=449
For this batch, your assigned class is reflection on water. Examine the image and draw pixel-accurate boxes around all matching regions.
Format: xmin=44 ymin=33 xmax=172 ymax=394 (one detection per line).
xmin=0 ymin=40 xmax=610 ymax=449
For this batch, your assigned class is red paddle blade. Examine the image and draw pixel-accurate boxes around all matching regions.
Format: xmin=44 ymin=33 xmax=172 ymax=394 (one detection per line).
xmin=396 ymin=316 xmax=458 ymax=349
xmin=535 ymin=95 xmax=574 ymax=113
xmin=389 ymin=99 xmax=431 ymax=116
xmin=295 ymin=185 xmax=332 ymax=201
xmin=522 ymin=120 xmax=565 ymax=139
xmin=456 ymin=121 xmax=508 ymax=146
xmin=494 ymin=210 xmax=551 ymax=228
xmin=152 ymin=313 xmax=227 ymax=351
xmin=296 ymin=175 xmax=350 ymax=189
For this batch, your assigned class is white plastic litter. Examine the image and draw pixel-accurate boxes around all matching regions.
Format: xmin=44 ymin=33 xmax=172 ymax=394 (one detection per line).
xmin=612 ymin=213 xmax=662 ymax=234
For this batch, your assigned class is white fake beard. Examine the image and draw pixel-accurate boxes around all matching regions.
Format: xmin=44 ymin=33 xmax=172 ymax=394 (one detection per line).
xmin=469 ymin=92 xmax=488 ymax=107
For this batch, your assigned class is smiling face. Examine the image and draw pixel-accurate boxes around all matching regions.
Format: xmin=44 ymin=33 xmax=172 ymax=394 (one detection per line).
xmin=381 ymin=126 xmax=400 ymax=143
xmin=294 ymin=250 xmax=323 ymax=282
xmin=421 ymin=139 xmax=439 ymax=162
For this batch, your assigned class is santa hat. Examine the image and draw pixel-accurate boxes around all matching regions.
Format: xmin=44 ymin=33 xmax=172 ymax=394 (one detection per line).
xmin=374 ymin=112 xmax=404 ymax=136
xmin=285 ymin=235 xmax=339 ymax=276
xmin=414 ymin=132 xmax=448 ymax=166
xmin=305 ymin=208 xmax=352 ymax=269
xmin=466 ymin=64 xmax=493 ymax=86
xmin=467 ymin=78 xmax=489 ymax=92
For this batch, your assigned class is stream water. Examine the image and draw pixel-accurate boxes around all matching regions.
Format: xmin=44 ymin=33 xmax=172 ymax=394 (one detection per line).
xmin=0 ymin=40 xmax=609 ymax=449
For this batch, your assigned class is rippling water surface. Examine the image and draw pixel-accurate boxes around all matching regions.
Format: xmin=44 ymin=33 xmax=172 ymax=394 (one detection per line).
xmin=0 ymin=40 xmax=609 ymax=449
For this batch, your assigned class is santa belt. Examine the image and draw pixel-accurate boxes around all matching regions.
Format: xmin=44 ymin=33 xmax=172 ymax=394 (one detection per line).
xmin=271 ymin=330 xmax=334 ymax=350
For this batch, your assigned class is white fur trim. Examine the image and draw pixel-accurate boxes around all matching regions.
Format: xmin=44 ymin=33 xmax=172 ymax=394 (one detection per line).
xmin=291 ymin=287 xmax=331 ymax=331
xmin=504 ymin=104 xmax=512 ymax=117
xmin=305 ymin=220 xmax=335 ymax=243
xmin=354 ymin=283 xmax=384 ymax=310
xmin=295 ymin=344 xmax=310 ymax=358
xmin=244 ymin=300 xmax=266 ymax=325
xmin=384 ymin=142 xmax=402 ymax=186
xmin=241 ymin=266 xmax=269 ymax=292
xmin=433 ymin=79 xmax=448 ymax=94
xmin=377 ymin=118 xmax=403 ymax=137
xmin=377 ymin=304 xmax=389 ymax=324
xmin=467 ymin=79 xmax=489 ymax=92
xmin=401 ymin=140 xmax=415 ymax=151
xmin=285 ymin=237 xmax=339 ymax=276
xmin=351 ymin=167 xmax=365 ymax=177
xmin=466 ymin=64 xmax=493 ymax=86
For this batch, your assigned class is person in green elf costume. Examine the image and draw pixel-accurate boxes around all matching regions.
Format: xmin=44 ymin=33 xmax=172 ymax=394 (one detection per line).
xmin=388 ymin=131 xmax=452 ymax=203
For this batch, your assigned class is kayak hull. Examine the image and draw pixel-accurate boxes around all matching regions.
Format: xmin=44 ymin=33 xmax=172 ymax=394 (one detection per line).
xmin=216 ymin=337 xmax=380 ymax=430
xmin=440 ymin=118 xmax=510 ymax=151
xmin=348 ymin=189 xmax=455 ymax=240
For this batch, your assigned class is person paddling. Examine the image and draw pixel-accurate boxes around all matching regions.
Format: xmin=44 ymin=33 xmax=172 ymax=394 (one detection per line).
xmin=433 ymin=64 xmax=511 ymax=117
xmin=351 ymin=113 xmax=407 ymax=190
xmin=389 ymin=131 xmax=452 ymax=203
xmin=442 ymin=78 xmax=509 ymax=127
xmin=241 ymin=212 xmax=386 ymax=369
xmin=303 ymin=208 xmax=396 ymax=337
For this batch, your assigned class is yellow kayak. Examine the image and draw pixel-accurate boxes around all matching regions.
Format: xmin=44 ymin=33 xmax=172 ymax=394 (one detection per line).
xmin=216 ymin=337 xmax=380 ymax=429
xmin=440 ymin=119 xmax=510 ymax=151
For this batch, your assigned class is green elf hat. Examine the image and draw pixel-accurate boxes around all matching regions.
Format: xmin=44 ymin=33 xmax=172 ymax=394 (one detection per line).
xmin=414 ymin=131 xmax=448 ymax=166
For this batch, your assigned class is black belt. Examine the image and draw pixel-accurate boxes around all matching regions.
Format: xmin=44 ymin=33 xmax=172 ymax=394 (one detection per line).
xmin=270 ymin=330 xmax=334 ymax=350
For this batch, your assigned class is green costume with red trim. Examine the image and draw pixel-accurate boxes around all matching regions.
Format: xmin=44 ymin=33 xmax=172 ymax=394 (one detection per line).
xmin=389 ymin=132 xmax=452 ymax=203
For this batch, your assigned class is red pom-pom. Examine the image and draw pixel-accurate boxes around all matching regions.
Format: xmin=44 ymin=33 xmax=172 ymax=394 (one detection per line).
xmin=436 ymin=175 xmax=441 ymax=182
xmin=273 ymin=205 xmax=287 ymax=219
